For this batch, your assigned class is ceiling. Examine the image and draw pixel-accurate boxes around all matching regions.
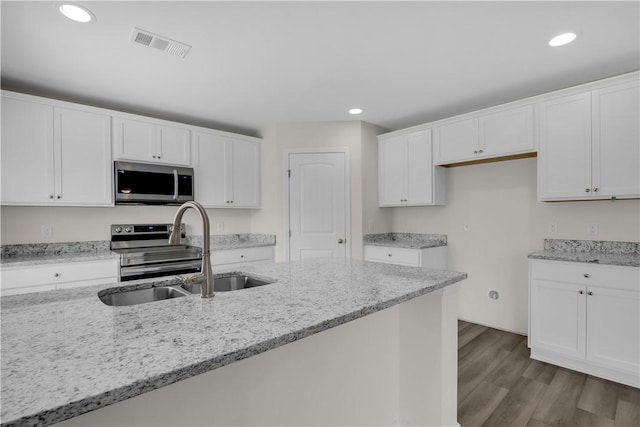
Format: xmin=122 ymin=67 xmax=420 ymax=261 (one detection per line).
xmin=2 ymin=1 xmax=639 ymax=136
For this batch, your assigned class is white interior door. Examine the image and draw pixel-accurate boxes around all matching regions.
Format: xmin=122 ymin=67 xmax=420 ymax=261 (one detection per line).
xmin=288 ymin=152 xmax=348 ymax=261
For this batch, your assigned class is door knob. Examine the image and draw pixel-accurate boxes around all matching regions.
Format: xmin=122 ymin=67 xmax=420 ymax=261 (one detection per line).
xmin=338 ymin=239 xmax=344 ymax=244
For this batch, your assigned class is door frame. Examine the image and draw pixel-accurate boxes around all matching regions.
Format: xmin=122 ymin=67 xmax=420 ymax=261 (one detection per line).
xmin=284 ymin=148 xmax=351 ymax=262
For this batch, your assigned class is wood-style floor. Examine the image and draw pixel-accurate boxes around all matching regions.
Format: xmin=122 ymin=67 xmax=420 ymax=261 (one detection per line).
xmin=457 ymin=320 xmax=640 ymax=427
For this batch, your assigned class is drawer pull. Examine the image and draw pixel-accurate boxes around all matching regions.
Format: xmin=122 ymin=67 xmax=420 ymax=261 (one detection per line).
xmin=54 ymin=273 xmax=60 ymax=278
xmin=388 ymin=254 xmax=392 ymax=257
xmin=588 ymin=291 xmax=594 ymax=296
xmin=585 ymin=188 xmax=591 ymax=193
xmin=579 ymin=290 xmax=584 ymax=295
xmin=584 ymin=273 xmax=590 ymax=278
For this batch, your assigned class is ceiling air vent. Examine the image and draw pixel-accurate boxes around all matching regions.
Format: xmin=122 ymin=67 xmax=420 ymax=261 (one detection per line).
xmin=129 ymin=27 xmax=191 ymax=58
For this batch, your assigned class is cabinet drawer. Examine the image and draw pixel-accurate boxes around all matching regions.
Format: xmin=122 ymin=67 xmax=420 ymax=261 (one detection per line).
xmin=530 ymin=260 xmax=640 ymax=291
xmin=1 ymin=259 xmax=119 ymax=293
xmin=212 ymin=246 xmax=274 ymax=266
xmin=364 ymin=246 xmax=421 ymax=267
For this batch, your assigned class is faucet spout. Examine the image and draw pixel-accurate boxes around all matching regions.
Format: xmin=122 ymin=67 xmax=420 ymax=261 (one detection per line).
xmin=169 ymin=201 xmax=214 ymax=298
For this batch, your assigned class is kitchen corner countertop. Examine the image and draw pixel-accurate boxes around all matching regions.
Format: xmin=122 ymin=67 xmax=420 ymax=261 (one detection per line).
xmin=363 ymin=232 xmax=447 ymax=249
xmin=0 ymin=258 xmax=466 ymax=427
xmin=528 ymin=239 xmax=640 ymax=268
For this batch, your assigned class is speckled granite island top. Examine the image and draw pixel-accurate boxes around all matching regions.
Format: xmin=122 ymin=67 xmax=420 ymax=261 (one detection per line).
xmin=0 ymin=258 xmax=466 ymax=427
xmin=528 ymin=239 xmax=640 ymax=268
xmin=364 ymin=233 xmax=447 ymax=249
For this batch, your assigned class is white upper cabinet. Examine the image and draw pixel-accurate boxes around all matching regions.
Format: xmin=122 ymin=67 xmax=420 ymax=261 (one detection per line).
xmin=434 ymin=105 xmax=535 ymax=165
xmin=434 ymin=118 xmax=478 ymax=164
xmin=591 ymin=81 xmax=640 ymax=198
xmin=378 ymin=129 xmax=445 ymax=207
xmin=1 ymin=93 xmax=112 ymax=206
xmin=538 ymin=79 xmax=639 ymax=201
xmin=479 ymin=105 xmax=534 ymax=157
xmin=113 ymin=116 xmax=191 ymax=166
xmin=1 ymin=97 xmax=55 ymax=205
xmin=193 ymin=130 xmax=261 ymax=208
xmin=55 ymin=108 xmax=112 ymax=205
xmin=538 ymin=93 xmax=593 ymax=199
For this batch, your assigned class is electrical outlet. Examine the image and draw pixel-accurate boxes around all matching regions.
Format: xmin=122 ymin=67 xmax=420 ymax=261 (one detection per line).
xmin=463 ymin=222 xmax=470 ymax=232
xmin=41 ymin=225 xmax=53 ymax=238
xmin=547 ymin=223 xmax=558 ymax=234
xmin=587 ymin=223 xmax=599 ymax=235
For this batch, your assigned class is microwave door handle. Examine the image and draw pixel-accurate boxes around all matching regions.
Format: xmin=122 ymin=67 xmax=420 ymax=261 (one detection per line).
xmin=173 ymin=170 xmax=179 ymax=200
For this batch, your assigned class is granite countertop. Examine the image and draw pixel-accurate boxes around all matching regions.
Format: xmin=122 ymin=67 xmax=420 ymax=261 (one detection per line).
xmin=0 ymin=258 xmax=466 ymax=427
xmin=363 ymin=233 xmax=447 ymax=249
xmin=0 ymin=234 xmax=276 ymax=268
xmin=528 ymin=239 xmax=640 ymax=268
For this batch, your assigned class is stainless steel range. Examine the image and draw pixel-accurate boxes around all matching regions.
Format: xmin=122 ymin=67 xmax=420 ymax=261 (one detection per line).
xmin=111 ymin=223 xmax=202 ymax=281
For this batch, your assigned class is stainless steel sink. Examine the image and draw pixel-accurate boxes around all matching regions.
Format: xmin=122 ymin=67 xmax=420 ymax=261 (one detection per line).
xmin=181 ymin=274 xmax=274 ymax=293
xmin=99 ymin=274 xmax=275 ymax=306
xmin=99 ymin=286 xmax=190 ymax=306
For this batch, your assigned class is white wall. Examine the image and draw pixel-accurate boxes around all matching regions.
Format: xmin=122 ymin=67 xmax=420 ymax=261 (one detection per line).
xmin=391 ymin=157 xmax=640 ymax=334
xmin=252 ymin=121 xmax=391 ymax=262
xmin=0 ymin=206 xmax=253 ymax=245
xmin=361 ymin=121 xmax=393 ymax=235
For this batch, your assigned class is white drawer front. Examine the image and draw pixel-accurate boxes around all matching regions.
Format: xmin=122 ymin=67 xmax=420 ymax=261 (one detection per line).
xmin=530 ymin=260 xmax=592 ymax=283
xmin=364 ymin=246 xmax=421 ymax=267
xmin=212 ymin=246 xmax=274 ymax=266
xmin=586 ymin=264 xmax=639 ymax=291
xmin=530 ymin=259 xmax=639 ymax=291
xmin=1 ymin=259 xmax=119 ymax=293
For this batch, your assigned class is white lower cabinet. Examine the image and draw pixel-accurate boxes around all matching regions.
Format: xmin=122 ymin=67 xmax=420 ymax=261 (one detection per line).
xmin=211 ymin=246 xmax=274 ymax=271
xmin=364 ymin=245 xmax=446 ymax=269
xmin=529 ymin=259 xmax=640 ymax=387
xmin=1 ymin=259 xmax=119 ymax=296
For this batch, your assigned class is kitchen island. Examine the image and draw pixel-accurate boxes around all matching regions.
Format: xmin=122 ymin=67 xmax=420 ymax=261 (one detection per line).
xmin=1 ymin=258 xmax=466 ymax=427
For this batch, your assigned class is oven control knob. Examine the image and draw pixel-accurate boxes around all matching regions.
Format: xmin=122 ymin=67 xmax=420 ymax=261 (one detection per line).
xmin=124 ymin=226 xmax=132 ymax=233
xmin=114 ymin=226 xmax=123 ymax=233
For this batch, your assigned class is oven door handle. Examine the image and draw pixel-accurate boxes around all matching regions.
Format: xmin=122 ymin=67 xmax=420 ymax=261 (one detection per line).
xmin=120 ymin=260 xmax=202 ymax=276
xmin=173 ymin=170 xmax=179 ymax=200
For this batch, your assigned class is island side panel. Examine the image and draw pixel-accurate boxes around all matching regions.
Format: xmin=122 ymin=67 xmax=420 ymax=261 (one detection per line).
xmin=398 ymin=284 xmax=460 ymax=426
xmin=53 ymin=288 xmax=458 ymax=426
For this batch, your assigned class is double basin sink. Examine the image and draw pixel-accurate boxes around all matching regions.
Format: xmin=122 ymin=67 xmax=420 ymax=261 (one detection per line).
xmin=99 ymin=274 xmax=274 ymax=307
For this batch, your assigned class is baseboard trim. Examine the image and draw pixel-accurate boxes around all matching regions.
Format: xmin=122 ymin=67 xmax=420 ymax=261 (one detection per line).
xmin=458 ymin=317 xmax=527 ymax=336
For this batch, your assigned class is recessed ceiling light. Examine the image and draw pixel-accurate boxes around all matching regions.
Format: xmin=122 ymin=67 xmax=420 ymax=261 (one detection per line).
xmin=59 ymin=3 xmax=95 ymax=23
xmin=549 ymin=32 xmax=576 ymax=47
xmin=349 ymin=108 xmax=363 ymax=115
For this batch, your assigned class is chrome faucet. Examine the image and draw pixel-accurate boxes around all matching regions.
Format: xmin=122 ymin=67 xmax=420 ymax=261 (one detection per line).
xmin=169 ymin=201 xmax=214 ymax=298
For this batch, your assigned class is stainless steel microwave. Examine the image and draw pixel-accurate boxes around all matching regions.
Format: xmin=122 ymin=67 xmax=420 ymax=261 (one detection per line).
xmin=114 ymin=161 xmax=194 ymax=205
